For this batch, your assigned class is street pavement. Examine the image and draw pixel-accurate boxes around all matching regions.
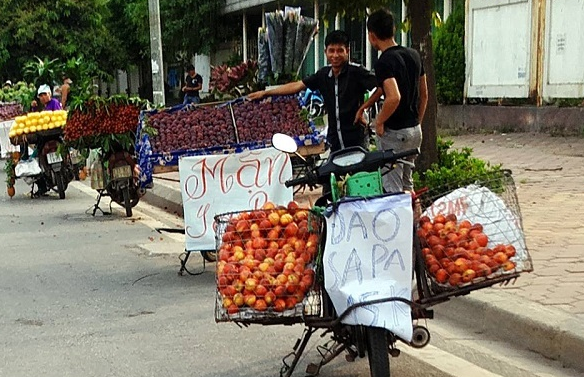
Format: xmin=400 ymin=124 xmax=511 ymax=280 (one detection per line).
xmin=0 ymin=170 xmax=476 ymax=377
xmin=142 ymin=132 xmax=584 ymax=372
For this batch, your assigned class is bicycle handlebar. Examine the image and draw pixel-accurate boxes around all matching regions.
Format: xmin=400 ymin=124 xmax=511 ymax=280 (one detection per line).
xmin=285 ymin=147 xmax=419 ymax=188
xmin=285 ymin=176 xmax=309 ymax=188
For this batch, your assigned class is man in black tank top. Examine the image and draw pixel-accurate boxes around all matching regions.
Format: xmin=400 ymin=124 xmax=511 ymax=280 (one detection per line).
xmin=360 ymin=8 xmax=428 ymax=193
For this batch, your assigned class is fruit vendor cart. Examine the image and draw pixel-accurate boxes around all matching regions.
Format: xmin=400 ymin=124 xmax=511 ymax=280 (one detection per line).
xmin=63 ymin=95 xmax=147 ymax=216
xmin=135 ymin=95 xmax=324 ymax=189
xmin=210 ymin=134 xmax=534 ymax=377
xmin=136 ymin=95 xmax=323 ymax=274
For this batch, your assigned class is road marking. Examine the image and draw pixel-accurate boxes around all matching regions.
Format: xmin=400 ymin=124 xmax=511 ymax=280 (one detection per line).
xmin=401 ymin=344 xmax=504 ymax=377
xmin=70 ymin=181 xmax=186 ymax=245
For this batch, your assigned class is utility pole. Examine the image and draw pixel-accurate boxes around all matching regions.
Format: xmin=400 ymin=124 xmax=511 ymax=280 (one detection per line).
xmin=148 ymin=0 xmax=165 ymax=106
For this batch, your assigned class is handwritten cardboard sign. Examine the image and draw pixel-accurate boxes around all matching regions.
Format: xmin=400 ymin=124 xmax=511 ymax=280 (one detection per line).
xmin=423 ymin=184 xmax=531 ymax=271
xmin=179 ymin=148 xmax=293 ymax=251
xmin=323 ymin=193 xmax=414 ymax=342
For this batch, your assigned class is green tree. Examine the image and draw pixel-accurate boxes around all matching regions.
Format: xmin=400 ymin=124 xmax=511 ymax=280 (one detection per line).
xmin=106 ymin=0 xmax=150 ymax=67
xmin=433 ymin=3 xmax=465 ymax=105
xmin=160 ymin=0 xmax=232 ymax=58
xmin=0 ymin=0 xmax=124 ymax=81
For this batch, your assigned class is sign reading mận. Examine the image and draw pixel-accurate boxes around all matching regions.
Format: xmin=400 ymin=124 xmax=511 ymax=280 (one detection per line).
xmin=179 ymin=148 xmax=293 ymax=251
xmin=323 ymin=193 xmax=414 ymax=342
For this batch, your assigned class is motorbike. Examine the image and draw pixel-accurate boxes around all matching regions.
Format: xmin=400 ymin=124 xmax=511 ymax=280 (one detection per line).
xmin=17 ymin=132 xmax=75 ymax=199
xmin=300 ymin=88 xmax=325 ymax=119
xmin=91 ymin=146 xmax=142 ymax=217
xmin=270 ymin=133 xmax=432 ymax=377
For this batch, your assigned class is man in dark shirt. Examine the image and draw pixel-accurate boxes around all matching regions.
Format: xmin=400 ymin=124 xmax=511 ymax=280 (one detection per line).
xmin=248 ymin=30 xmax=377 ymax=152
xmin=359 ymin=8 xmax=428 ymax=194
xmin=182 ymin=64 xmax=203 ymax=105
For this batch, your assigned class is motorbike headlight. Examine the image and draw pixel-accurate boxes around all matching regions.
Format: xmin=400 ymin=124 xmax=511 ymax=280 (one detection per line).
xmin=332 ymin=150 xmax=365 ymax=167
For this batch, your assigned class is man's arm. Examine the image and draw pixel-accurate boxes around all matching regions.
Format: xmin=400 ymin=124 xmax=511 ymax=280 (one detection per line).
xmin=418 ymin=74 xmax=428 ymax=123
xmin=354 ymin=87 xmax=383 ymax=125
xmin=374 ymin=78 xmax=401 ymax=136
xmin=248 ymin=81 xmax=306 ymax=100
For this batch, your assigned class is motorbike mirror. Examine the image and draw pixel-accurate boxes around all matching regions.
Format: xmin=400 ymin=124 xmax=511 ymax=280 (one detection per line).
xmin=271 ymin=133 xmax=298 ymax=154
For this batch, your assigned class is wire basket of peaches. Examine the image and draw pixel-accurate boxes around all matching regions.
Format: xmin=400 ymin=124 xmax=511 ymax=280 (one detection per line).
xmin=416 ymin=169 xmax=533 ymax=299
xmin=214 ymin=201 xmax=324 ymax=325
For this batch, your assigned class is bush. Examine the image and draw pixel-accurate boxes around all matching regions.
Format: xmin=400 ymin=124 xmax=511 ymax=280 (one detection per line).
xmin=414 ymin=138 xmax=503 ymax=206
xmin=433 ymin=4 xmax=465 ymax=105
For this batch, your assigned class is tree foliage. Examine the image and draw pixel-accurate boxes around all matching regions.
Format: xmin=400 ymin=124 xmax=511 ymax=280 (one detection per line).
xmin=106 ymin=0 xmax=150 ymax=67
xmin=160 ymin=0 xmax=234 ymax=59
xmin=0 ymin=0 xmax=124 ymax=80
xmin=433 ymin=3 xmax=465 ymax=104
xmin=324 ymin=0 xmax=392 ymax=19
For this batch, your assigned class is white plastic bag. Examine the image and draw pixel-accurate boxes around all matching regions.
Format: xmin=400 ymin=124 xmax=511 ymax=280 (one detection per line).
xmin=15 ymin=158 xmax=42 ymax=177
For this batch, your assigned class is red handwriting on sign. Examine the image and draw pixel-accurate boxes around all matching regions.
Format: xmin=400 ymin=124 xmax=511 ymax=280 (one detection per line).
xmin=185 ymin=202 xmax=210 ymax=239
xmin=184 ymin=151 xmax=290 ymax=201
xmin=428 ymin=197 xmax=469 ymax=218
xmin=184 ymin=156 xmax=232 ymax=201
xmin=249 ymin=190 xmax=269 ymax=209
xmin=236 ymin=151 xmax=290 ymax=188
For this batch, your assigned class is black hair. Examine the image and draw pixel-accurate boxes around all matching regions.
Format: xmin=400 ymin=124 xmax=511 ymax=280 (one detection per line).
xmin=367 ymin=8 xmax=395 ymax=40
xmin=186 ymin=64 xmax=195 ymax=71
xmin=324 ymin=30 xmax=350 ymax=48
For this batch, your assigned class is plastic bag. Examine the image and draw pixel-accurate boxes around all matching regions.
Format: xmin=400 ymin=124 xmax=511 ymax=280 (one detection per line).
xmin=257 ymin=27 xmax=271 ymax=83
xmin=293 ymin=16 xmax=319 ymax=75
xmin=265 ymin=10 xmax=284 ymax=74
xmin=15 ymin=158 xmax=42 ymax=177
xmin=283 ymin=8 xmax=300 ymax=73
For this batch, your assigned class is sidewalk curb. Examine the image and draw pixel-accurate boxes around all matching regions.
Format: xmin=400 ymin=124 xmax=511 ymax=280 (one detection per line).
xmin=144 ymin=174 xmax=584 ymax=374
xmin=141 ymin=177 xmax=184 ymax=217
xmin=434 ymin=289 xmax=584 ymax=373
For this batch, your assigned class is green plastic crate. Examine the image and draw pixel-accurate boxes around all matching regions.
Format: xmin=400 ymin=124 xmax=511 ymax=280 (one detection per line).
xmin=345 ymin=170 xmax=383 ymax=197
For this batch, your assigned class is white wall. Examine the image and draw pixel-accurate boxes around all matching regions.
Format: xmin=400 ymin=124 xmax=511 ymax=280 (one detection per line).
xmin=117 ymin=70 xmax=129 ymax=95
xmin=194 ymin=54 xmax=211 ymax=93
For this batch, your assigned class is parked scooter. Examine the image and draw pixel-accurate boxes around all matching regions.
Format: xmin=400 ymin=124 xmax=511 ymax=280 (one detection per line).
xmin=300 ymin=88 xmax=325 ymax=119
xmin=105 ymin=149 xmax=140 ymax=217
xmin=17 ymin=132 xmax=75 ymax=199
xmin=91 ymin=146 xmax=142 ymax=217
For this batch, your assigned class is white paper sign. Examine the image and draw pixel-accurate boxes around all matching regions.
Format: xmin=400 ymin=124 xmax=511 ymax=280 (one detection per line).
xmin=423 ymin=184 xmax=531 ymax=271
xmin=323 ymin=194 xmax=414 ymax=342
xmin=179 ymin=148 xmax=293 ymax=251
xmin=0 ymin=120 xmax=20 ymax=158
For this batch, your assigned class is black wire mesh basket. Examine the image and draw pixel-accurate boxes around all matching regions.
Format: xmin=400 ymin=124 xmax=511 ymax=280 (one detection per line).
xmin=213 ymin=206 xmax=324 ymax=325
xmin=416 ymin=169 xmax=533 ymax=297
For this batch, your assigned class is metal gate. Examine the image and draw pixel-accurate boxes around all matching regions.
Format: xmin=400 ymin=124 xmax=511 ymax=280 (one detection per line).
xmin=465 ymin=0 xmax=535 ymax=99
xmin=542 ymin=0 xmax=584 ymax=98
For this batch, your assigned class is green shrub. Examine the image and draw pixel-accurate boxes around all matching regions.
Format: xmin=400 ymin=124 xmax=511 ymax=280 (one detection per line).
xmin=433 ymin=4 xmax=465 ymax=105
xmin=414 ymin=138 xmax=503 ymax=206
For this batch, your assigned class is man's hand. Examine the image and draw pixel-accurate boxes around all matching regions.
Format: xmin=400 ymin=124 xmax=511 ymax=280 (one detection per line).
xmin=181 ymin=86 xmax=187 ymax=92
xmin=247 ymin=91 xmax=265 ymax=101
xmin=354 ymin=107 xmax=366 ymax=126
xmin=31 ymin=100 xmax=37 ymax=108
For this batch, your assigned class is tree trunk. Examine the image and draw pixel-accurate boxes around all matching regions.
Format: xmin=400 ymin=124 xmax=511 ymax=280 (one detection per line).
xmin=409 ymin=0 xmax=438 ymax=173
